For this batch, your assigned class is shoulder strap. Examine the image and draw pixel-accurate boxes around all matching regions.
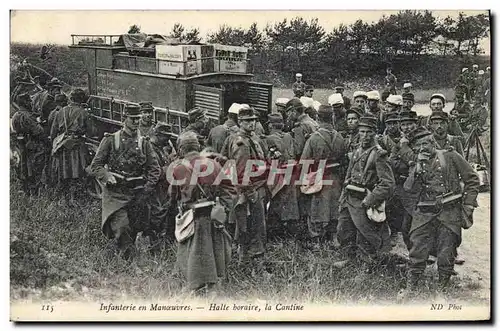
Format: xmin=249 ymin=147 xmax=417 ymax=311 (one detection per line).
xmin=361 ymin=146 xmax=379 ymax=184
xmin=317 ymin=128 xmax=338 ymax=157
xmin=62 ymin=106 xmax=69 ymax=133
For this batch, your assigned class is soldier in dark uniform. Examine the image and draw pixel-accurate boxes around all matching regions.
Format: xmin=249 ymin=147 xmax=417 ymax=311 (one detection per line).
xmin=147 ymin=122 xmax=176 ymax=249
xmin=50 ymin=88 xmax=91 ymax=204
xmin=428 ymin=110 xmax=464 ymax=156
xmin=170 ymin=131 xmax=232 ymax=294
xmin=33 ymin=78 xmax=62 ymax=130
xmin=468 ymin=64 xmax=479 ymax=99
xmin=334 ymin=84 xmax=351 ymax=110
xmin=456 ymin=67 xmax=469 ymax=100
xmin=138 ymin=101 xmax=155 ymax=137
xmin=283 ymin=98 xmax=303 ymax=132
xmin=304 ymin=85 xmax=314 ymax=98
xmin=389 ymin=111 xmax=420 ymax=249
xmin=10 ymin=92 xmax=49 ymax=195
xmin=377 ymin=113 xmax=402 ymax=246
xmin=290 ymin=104 xmax=319 ymax=157
xmin=89 ymin=104 xmax=161 ymax=261
xmin=182 ymin=107 xmax=214 ymax=146
xmin=402 ymin=127 xmax=479 ymax=292
xmin=48 ymin=93 xmax=68 ymax=132
xmin=378 ymin=113 xmax=401 ymax=152
xmin=226 ymin=107 xmax=268 ymax=266
xmin=329 ymin=93 xmax=348 ymax=137
xmin=264 ymin=113 xmax=300 ymax=238
xmin=385 ymin=67 xmax=397 ymax=95
xmin=366 ymin=90 xmax=386 ymax=135
xmin=207 ymin=102 xmax=240 ymax=154
xmin=402 ymin=92 xmax=415 ymax=112
xmin=301 ymin=105 xmax=348 ymax=246
xmin=420 ymin=94 xmax=464 ymax=138
xmin=292 ymin=73 xmax=306 ymax=98
xmin=337 ymin=114 xmax=395 ymax=265
xmin=345 ymin=108 xmax=362 ymax=160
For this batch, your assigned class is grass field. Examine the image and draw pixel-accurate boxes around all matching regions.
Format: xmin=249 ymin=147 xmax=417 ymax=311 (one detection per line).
xmin=10 ymin=173 xmax=490 ymax=307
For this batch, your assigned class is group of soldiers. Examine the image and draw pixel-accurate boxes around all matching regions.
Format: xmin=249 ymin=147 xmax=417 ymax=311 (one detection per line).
xmin=10 ymin=65 xmax=487 ymax=297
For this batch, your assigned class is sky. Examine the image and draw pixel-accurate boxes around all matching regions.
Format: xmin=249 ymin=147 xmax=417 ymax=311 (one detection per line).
xmin=10 ymin=10 xmax=490 ymax=54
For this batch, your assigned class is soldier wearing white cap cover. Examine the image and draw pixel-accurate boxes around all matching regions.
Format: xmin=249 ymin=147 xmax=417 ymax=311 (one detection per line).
xmin=366 ymin=90 xmax=386 ymax=134
xmin=293 ymin=73 xmax=306 ymax=98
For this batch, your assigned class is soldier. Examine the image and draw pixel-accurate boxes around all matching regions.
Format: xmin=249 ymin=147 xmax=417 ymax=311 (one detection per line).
xmin=468 ymin=64 xmax=479 ymax=99
xmin=403 ymin=82 xmax=412 ymax=94
xmin=292 ymin=73 xmax=306 ymax=98
xmin=352 ymin=91 xmax=368 ymax=112
xmin=290 ymin=104 xmax=319 ymax=158
xmin=206 ymin=102 xmax=240 ymax=154
xmin=390 ymin=110 xmax=420 ymax=249
xmin=428 ymin=110 xmax=464 ymax=156
xmin=385 ymin=95 xmax=403 ymax=115
xmin=402 ymin=127 xmax=479 ymax=292
xmin=89 ymin=104 xmax=161 ymax=261
xmin=366 ymin=90 xmax=386 ymax=135
xmin=304 ymin=85 xmax=314 ymax=98
xmin=265 ymin=113 xmax=300 ymax=239
xmin=337 ymin=114 xmax=395 ymax=266
xmin=334 ymin=84 xmax=351 ymax=110
xmin=345 ymin=108 xmax=363 ymax=159
xmin=147 ymin=122 xmax=176 ymax=249
xmin=378 ymin=113 xmax=401 ymax=152
xmin=402 ymin=92 xmax=415 ymax=112
xmin=226 ymin=106 xmax=268 ymax=266
xmin=385 ymin=67 xmax=398 ymax=95
xmin=456 ymin=67 xmax=469 ymax=100
xmin=328 ymin=93 xmax=348 ymax=137
xmin=301 ymin=105 xmax=348 ymax=247
xmin=48 ymin=93 xmax=68 ymax=133
xmin=399 ymin=110 xmax=419 ymax=139
xmin=182 ymin=107 xmax=213 ymax=144
xmin=50 ymin=88 xmax=91 ymax=204
xmin=138 ymin=101 xmax=155 ymax=137
xmin=421 ymin=94 xmax=464 ymax=137
xmin=10 ymin=92 xmax=49 ymax=195
xmin=170 ymin=131 xmax=232 ymax=294
xmin=33 ymin=78 xmax=63 ymax=128
xmin=378 ymin=113 xmax=403 ymax=246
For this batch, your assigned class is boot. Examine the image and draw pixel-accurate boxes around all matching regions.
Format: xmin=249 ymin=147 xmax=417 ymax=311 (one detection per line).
xmin=397 ymin=272 xmax=422 ymax=303
xmin=438 ymin=273 xmax=451 ymax=291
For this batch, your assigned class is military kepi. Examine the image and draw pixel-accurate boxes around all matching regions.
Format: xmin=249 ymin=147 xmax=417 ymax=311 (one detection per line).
xmin=139 ymin=101 xmax=154 ymax=113
xmin=154 ymin=122 xmax=172 ymax=136
xmin=188 ymin=107 xmax=205 ymax=121
xmin=268 ymin=112 xmax=283 ymax=123
xmin=400 ymin=110 xmax=418 ymax=122
xmin=358 ymin=114 xmax=378 ymax=130
xmin=239 ymin=106 xmax=258 ymax=120
xmin=409 ymin=126 xmax=433 ymax=144
xmin=429 ymin=110 xmax=449 ymax=122
xmin=124 ymin=104 xmax=141 ymax=117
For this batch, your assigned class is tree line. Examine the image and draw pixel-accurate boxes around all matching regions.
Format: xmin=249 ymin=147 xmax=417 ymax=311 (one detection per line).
xmin=129 ymin=11 xmax=489 ymax=87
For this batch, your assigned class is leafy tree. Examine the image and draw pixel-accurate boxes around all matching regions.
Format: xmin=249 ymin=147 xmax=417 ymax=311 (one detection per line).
xmin=128 ymin=24 xmax=141 ymax=34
